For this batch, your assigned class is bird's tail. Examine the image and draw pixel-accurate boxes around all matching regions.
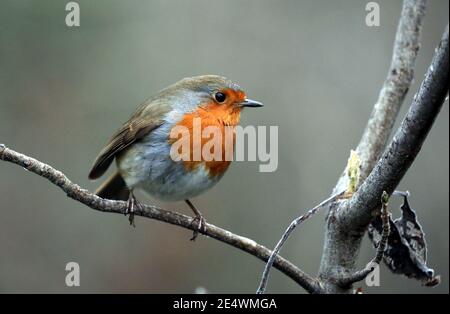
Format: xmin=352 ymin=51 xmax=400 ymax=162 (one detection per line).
xmin=95 ymin=172 xmax=129 ymax=201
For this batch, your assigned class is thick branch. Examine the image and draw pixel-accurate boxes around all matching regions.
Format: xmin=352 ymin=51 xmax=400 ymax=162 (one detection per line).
xmin=318 ymin=9 xmax=447 ymax=293
xmin=340 ymin=24 xmax=449 ymax=230
xmin=334 ymin=191 xmax=391 ymax=287
xmin=256 ymin=0 xmax=431 ymax=294
xmin=0 ymin=144 xmax=321 ymax=294
xmin=334 ymin=0 xmax=428 ymax=193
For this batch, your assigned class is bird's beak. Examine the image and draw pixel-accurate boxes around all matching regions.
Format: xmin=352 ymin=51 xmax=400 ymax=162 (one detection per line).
xmin=239 ymin=98 xmax=263 ymax=108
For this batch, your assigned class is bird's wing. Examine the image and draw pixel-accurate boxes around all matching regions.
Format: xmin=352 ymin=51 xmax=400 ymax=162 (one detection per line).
xmin=88 ymin=101 xmax=170 ymax=180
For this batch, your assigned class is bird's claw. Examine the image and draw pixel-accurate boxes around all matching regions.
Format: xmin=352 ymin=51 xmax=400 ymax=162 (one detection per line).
xmin=190 ymin=215 xmax=206 ymax=241
xmin=126 ymin=192 xmax=142 ymax=227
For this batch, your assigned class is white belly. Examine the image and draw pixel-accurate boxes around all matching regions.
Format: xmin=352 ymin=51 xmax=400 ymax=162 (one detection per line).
xmin=116 ymin=125 xmax=222 ymax=201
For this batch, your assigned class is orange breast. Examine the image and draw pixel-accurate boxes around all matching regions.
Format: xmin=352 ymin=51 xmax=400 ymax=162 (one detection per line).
xmin=169 ymin=101 xmax=242 ymax=177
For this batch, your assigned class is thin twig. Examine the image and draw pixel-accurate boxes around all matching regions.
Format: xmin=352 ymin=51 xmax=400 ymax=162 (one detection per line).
xmin=392 ymin=190 xmax=410 ymax=198
xmin=256 ymin=190 xmax=346 ymax=294
xmin=0 ymin=144 xmax=322 ymax=294
xmin=335 ymin=191 xmax=391 ymax=288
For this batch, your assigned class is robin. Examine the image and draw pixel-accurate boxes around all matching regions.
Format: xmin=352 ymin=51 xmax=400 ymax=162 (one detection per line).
xmin=88 ymin=75 xmax=263 ymax=240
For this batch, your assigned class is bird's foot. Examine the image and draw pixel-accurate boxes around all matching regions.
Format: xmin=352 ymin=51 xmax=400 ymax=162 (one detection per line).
xmin=126 ymin=191 xmax=142 ymax=227
xmin=185 ymin=199 xmax=207 ymax=241
xmin=190 ymin=214 xmax=207 ymax=241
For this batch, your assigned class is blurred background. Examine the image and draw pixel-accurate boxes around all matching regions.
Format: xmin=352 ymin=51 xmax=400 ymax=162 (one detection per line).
xmin=0 ymin=0 xmax=448 ymax=294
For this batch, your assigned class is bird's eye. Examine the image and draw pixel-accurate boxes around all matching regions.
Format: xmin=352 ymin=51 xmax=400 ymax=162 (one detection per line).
xmin=214 ymin=92 xmax=227 ymax=103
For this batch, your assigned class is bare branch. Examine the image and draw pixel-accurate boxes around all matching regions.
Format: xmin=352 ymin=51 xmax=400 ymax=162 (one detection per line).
xmin=340 ymin=24 xmax=449 ymax=230
xmin=257 ymin=0 xmax=432 ymax=294
xmin=334 ymin=0 xmax=428 ymax=193
xmin=318 ymin=13 xmax=448 ymax=293
xmin=0 ymin=144 xmax=322 ymax=294
xmin=334 ymin=191 xmax=391 ymax=288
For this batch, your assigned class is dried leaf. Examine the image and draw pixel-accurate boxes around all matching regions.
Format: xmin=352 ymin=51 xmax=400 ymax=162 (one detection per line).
xmin=368 ymin=193 xmax=440 ymax=286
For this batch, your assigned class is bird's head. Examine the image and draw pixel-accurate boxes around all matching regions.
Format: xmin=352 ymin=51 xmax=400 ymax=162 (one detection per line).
xmin=161 ymin=75 xmax=263 ymax=125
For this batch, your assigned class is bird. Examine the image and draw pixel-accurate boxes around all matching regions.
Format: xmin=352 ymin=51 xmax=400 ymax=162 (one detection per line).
xmin=88 ymin=75 xmax=263 ymax=240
